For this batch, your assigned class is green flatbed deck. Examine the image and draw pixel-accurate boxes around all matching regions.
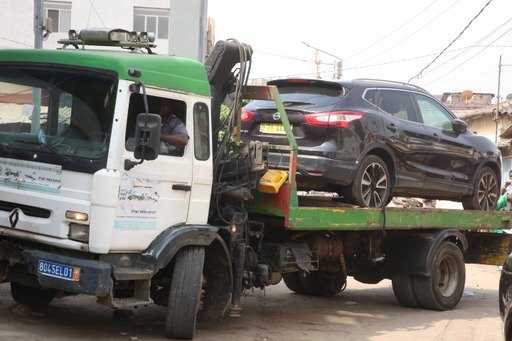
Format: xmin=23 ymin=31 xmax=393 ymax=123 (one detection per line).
xmin=247 ymin=184 xmax=512 ymax=231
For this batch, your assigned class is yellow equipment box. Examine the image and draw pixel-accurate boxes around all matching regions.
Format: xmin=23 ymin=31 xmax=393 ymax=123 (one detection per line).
xmin=258 ymin=170 xmax=288 ymax=194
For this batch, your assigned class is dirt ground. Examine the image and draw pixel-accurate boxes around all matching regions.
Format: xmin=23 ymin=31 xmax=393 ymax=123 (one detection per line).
xmin=0 ymin=263 xmax=503 ymax=341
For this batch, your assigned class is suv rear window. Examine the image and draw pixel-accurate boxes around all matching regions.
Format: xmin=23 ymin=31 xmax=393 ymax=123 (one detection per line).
xmin=245 ymin=85 xmax=346 ymax=110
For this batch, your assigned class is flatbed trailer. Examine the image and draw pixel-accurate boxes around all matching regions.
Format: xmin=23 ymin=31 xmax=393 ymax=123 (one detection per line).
xmin=238 ymin=85 xmax=512 ymax=312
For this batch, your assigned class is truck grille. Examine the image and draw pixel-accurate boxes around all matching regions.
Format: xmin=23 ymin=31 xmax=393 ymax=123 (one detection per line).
xmin=0 ymin=201 xmax=51 ymax=218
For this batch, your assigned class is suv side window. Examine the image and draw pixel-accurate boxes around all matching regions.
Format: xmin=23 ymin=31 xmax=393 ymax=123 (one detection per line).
xmin=376 ymin=89 xmax=418 ymax=122
xmin=413 ymin=93 xmax=453 ymax=130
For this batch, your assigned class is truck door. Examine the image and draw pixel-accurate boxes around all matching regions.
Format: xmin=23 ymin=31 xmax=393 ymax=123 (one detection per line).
xmin=121 ymin=94 xmax=192 ymax=231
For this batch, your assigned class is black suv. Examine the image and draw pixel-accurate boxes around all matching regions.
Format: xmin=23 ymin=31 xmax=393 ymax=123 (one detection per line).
xmin=241 ymin=78 xmax=501 ymax=209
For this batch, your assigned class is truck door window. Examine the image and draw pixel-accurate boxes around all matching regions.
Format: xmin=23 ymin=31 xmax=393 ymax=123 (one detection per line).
xmin=193 ymin=102 xmax=209 ymax=160
xmin=126 ymin=94 xmax=187 ymax=157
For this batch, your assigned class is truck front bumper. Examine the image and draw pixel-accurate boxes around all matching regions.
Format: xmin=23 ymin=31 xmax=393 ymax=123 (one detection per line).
xmin=21 ymin=249 xmax=113 ymax=296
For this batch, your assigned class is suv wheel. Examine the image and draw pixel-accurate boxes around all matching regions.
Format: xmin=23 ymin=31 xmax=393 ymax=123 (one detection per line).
xmin=462 ymin=166 xmax=499 ymax=210
xmin=350 ymin=155 xmax=391 ymax=208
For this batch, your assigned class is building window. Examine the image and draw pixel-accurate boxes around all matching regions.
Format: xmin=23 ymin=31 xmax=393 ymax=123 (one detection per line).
xmin=43 ymin=1 xmax=71 ymax=33
xmin=133 ymin=7 xmax=169 ymax=39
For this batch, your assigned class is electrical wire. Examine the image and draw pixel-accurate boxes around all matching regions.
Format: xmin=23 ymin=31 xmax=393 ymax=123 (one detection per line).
xmin=355 ymin=0 xmax=463 ymax=68
xmin=0 ymin=36 xmax=33 ymax=48
xmin=87 ymin=0 xmax=106 ymax=28
xmin=346 ymin=0 xmax=439 ymax=62
xmin=424 ymin=23 xmax=512 ymax=86
xmin=417 ymin=15 xmax=512 ymax=76
xmin=408 ymin=0 xmax=494 ymax=82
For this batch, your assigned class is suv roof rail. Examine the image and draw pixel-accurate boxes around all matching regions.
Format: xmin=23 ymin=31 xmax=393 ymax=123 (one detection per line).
xmin=352 ymin=78 xmax=427 ymax=92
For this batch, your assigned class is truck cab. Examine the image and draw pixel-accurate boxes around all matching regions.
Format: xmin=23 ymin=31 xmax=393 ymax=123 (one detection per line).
xmin=0 ymin=29 xmax=235 ymax=340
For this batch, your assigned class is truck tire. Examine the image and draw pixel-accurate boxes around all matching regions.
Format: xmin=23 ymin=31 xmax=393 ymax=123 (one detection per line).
xmin=10 ymin=282 xmax=55 ymax=309
xmin=165 ymin=246 xmax=205 ymax=340
xmin=299 ymin=271 xmax=346 ymax=296
xmin=282 ymin=272 xmax=306 ymax=294
xmin=412 ymin=242 xmax=465 ymax=310
xmin=392 ymin=273 xmax=419 ymax=308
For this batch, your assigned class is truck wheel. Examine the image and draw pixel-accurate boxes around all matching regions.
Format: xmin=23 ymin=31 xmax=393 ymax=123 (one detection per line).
xmin=299 ymin=271 xmax=346 ymax=296
xmin=462 ymin=166 xmax=499 ymax=210
xmin=10 ymin=282 xmax=55 ymax=309
xmin=350 ymin=155 xmax=391 ymax=208
xmin=392 ymin=273 xmax=419 ymax=308
xmin=165 ymin=246 xmax=205 ymax=340
xmin=282 ymin=272 xmax=306 ymax=294
xmin=412 ymin=242 xmax=465 ymax=310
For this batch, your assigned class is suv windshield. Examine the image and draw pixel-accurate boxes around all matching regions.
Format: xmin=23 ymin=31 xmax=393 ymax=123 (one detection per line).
xmin=0 ymin=66 xmax=117 ymax=173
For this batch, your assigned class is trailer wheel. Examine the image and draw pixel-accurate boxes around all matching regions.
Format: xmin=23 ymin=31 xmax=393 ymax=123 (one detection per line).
xmin=165 ymin=246 xmax=205 ymax=340
xmin=299 ymin=271 xmax=346 ymax=296
xmin=282 ymin=272 xmax=306 ymax=294
xmin=10 ymin=282 xmax=55 ymax=309
xmin=392 ymin=273 xmax=419 ymax=308
xmin=412 ymin=242 xmax=465 ymax=310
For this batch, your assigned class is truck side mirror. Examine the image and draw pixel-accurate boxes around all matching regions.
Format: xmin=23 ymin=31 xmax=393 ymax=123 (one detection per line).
xmin=134 ymin=113 xmax=161 ymax=160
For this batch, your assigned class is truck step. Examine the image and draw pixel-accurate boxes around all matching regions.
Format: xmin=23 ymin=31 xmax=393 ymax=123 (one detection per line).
xmin=113 ymin=267 xmax=154 ymax=280
xmin=102 ymin=296 xmax=154 ymax=309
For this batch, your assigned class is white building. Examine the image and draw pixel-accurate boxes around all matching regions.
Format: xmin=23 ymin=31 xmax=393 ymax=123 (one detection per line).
xmin=0 ymin=1 xmax=175 ymax=55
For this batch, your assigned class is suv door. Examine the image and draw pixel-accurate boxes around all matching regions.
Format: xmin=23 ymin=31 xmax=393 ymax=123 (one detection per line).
xmin=412 ymin=93 xmax=474 ymax=195
xmin=372 ymin=89 xmax=430 ymax=190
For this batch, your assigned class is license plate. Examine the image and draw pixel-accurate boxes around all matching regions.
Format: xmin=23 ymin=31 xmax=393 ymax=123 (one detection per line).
xmin=37 ymin=259 xmax=81 ymax=281
xmin=260 ymin=123 xmax=286 ymax=135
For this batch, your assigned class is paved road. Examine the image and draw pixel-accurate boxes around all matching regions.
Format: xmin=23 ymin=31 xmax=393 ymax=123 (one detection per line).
xmin=0 ymin=264 xmax=503 ymax=340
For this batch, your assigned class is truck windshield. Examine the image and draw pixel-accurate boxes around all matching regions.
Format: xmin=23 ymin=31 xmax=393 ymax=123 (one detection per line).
xmin=0 ymin=66 xmax=117 ymax=173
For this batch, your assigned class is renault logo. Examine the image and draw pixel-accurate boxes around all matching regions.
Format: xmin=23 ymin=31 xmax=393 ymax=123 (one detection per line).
xmin=9 ymin=209 xmax=19 ymax=228
xmin=272 ymin=112 xmax=281 ymax=121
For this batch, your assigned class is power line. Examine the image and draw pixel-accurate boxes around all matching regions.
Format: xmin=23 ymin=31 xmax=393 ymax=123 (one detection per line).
xmin=346 ymin=0 xmax=439 ymax=62
xmin=425 ymin=23 xmax=512 ymax=86
xmin=418 ymin=15 xmax=512 ymax=75
xmin=408 ymin=0 xmax=494 ymax=82
xmin=0 ymin=36 xmax=33 ymax=48
xmin=87 ymin=0 xmax=106 ymax=28
xmin=355 ymin=0 xmax=462 ymax=67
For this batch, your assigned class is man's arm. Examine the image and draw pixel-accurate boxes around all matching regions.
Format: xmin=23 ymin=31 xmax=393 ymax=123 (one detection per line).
xmin=160 ymin=116 xmax=189 ymax=147
xmin=160 ymin=133 xmax=188 ymax=147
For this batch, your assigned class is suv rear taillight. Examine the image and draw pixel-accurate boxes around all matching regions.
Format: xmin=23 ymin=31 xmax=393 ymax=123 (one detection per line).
xmin=304 ymin=111 xmax=364 ymax=128
xmin=241 ymin=109 xmax=255 ymax=122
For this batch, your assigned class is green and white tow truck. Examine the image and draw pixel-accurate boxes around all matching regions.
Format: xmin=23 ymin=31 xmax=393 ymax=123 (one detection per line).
xmin=0 ymin=28 xmax=509 ymax=339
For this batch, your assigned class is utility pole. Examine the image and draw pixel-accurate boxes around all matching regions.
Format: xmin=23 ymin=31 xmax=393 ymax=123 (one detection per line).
xmin=496 ymin=55 xmax=512 ymax=145
xmin=314 ymin=49 xmax=321 ymax=79
xmin=302 ymin=42 xmax=343 ymax=79
xmin=32 ymin=0 xmax=44 ymax=133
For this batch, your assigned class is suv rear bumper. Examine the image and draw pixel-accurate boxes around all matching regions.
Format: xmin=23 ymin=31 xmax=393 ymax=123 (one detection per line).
xmin=268 ymin=152 xmax=356 ymax=188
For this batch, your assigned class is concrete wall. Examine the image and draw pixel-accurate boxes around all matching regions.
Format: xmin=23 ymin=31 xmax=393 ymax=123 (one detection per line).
xmin=0 ymin=0 xmax=172 ymax=54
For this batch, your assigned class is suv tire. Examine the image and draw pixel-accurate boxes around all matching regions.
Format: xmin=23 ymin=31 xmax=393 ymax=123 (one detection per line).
xmin=350 ymin=155 xmax=391 ymax=208
xmin=462 ymin=166 xmax=499 ymax=210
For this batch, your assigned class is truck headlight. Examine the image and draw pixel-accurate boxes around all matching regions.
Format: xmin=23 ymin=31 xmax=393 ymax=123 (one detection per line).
xmin=69 ymin=223 xmax=89 ymax=243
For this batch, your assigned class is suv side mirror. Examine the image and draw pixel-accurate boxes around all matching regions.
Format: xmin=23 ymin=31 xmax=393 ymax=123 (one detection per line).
xmin=134 ymin=113 xmax=161 ymax=160
xmin=452 ymin=119 xmax=467 ymax=134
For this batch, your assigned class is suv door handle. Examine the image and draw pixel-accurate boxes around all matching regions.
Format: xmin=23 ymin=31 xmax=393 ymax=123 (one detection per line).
xmin=172 ymin=184 xmax=191 ymax=191
xmin=386 ymin=123 xmax=398 ymax=132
